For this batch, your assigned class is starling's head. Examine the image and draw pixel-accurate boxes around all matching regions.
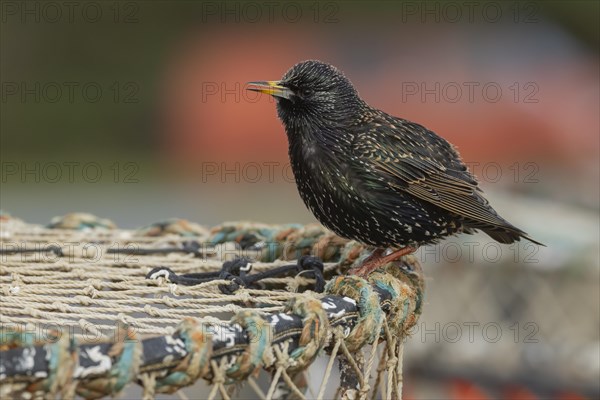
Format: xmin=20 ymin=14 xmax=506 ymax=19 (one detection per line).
xmin=247 ymin=60 xmax=364 ymax=130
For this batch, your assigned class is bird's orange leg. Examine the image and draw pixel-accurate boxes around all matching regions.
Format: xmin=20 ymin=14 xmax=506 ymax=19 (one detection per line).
xmin=349 ymin=246 xmax=417 ymax=277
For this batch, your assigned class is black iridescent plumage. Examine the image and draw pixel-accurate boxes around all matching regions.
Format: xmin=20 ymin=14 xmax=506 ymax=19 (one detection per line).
xmin=248 ymin=60 xmax=542 ymax=250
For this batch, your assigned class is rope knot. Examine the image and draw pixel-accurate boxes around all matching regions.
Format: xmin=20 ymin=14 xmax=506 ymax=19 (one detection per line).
xmin=386 ymin=357 xmax=398 ymax=369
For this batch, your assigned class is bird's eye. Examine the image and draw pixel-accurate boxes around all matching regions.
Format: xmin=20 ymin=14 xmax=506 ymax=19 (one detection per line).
xmin=300 ymin=87 xmax=314 ymax=97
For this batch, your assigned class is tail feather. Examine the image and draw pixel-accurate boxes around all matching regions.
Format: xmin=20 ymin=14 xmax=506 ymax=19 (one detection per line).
xmin=483 ymin=227 xmax=545 ymax=246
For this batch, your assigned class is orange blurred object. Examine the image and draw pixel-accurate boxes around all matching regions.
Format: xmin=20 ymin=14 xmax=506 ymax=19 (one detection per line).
xmin=557 ymin=391 xmax=589 ymax=400
xmin=449 ymin=379 xmax=490 ymax=400
xmin=504 ymin=385 xmax=539 ymax=400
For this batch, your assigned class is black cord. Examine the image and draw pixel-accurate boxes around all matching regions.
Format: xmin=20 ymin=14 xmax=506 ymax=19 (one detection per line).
xmin=146 ymin=256 xmax=325 ymax=294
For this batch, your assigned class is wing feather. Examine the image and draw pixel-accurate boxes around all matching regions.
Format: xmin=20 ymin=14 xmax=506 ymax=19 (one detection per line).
xmin=354 ymin=118 xmax=513 ymax=229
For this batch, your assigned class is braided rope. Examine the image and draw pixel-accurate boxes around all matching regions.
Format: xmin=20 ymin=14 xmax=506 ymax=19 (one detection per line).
xmin=0 ymin=214 xmax=424 ymax=399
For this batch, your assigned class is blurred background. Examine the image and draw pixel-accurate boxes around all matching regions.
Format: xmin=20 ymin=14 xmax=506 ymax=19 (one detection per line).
xmin=1 ymin=1 xmax=598 ymax=399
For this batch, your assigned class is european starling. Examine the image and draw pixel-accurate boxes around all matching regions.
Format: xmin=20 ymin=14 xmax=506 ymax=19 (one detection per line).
xmin=247 ymin=61 xmax=543 ymax=275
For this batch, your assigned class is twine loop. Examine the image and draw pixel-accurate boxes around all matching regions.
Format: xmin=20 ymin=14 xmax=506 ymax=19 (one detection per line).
xmin=153 ymin=318 xmax=213 ymax=394
xmin=325 ymin=275 xmax=384 ymax=352
xmin=225 ymin=311 xmax=273 ymax=382
xmin=284 ymin=295 xmax=329 ymax=371
xmin=76 ymin=323 xmax=141 ymax=399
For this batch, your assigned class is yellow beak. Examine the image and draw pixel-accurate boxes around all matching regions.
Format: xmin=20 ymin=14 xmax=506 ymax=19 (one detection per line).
xmin=246 ymin=81 xmax=294 ymax=100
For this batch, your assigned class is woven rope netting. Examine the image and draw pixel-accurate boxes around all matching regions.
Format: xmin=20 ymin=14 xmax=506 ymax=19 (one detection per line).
xmin=0 ymin=213 xmax=424 ymax=399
